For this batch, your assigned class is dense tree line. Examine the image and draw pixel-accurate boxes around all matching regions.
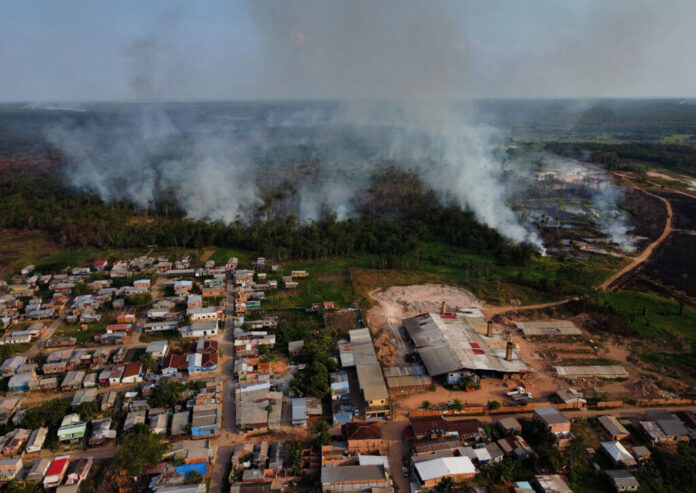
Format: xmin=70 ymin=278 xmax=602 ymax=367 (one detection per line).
xmin=0 ymin=170 xmax=536 ymax=265
xmin=544 ymin=141 xmax=696 ymax=176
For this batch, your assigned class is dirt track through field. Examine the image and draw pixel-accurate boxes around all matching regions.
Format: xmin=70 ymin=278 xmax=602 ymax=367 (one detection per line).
xmin=599 ymin=177 xmax=674 ymax=291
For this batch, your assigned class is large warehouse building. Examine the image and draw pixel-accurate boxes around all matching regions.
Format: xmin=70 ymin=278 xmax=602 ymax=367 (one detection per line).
xmin=403 ymin=310 xmax=529 ymax=382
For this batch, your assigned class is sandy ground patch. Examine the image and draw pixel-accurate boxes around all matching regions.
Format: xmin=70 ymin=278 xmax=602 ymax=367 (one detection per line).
xmin=367 ymin=284 xmax=481 ymax=366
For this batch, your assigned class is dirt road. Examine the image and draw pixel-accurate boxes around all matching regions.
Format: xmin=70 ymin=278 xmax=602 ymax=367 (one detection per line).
xmin=599 ymin=185 xmax=673 ymax=291
xmin=481 ymin=298 xmax=576 ymax=318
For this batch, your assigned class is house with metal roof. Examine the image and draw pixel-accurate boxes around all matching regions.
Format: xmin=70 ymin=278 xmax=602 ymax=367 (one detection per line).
xmin=606 ymin=469 xmax=640 ymax=492
xmin=321 ymin=464 xmax=390 ymax=492
xmin=414 ymin=456 xmax=476 ymax=489
xmin=25 ymin=427 xmax=47 ymax=454
xmin=342 ymin=328 xmax=389 ymax=419
xmin=597 ymin=415 xmax=630 ymax=441
xmin=291 ymin=398 xmax=307 ymax=427
xmin=57 ymin=414 xmax=86 ymax=443
xmin=601 ymin=441 xmax=637 ymax=467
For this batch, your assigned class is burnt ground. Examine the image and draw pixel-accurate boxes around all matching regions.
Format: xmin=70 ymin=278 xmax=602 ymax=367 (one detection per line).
xmin=622 ymin=188 xmax=668 ymax=247
xmin=614 ymin=233 xmax=696 ymax=301
xmin=655 ymin=191 xmax=696 ymax=230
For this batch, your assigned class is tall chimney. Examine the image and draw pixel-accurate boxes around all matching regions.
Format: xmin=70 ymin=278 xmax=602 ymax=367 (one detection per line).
xmin=440 ymin=301 xmax=446 ymax=316
xmin=487 ymin=321 xmax=493 ymax=337
xmin=506 ymin=341 xmax=514 ymax=361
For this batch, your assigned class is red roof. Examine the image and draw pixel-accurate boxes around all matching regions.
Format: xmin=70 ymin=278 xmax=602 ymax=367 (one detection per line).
xmin=202 ymin=352 xmax=218 ymax=368
xmin=323 ymin=301 xmax=335 ymax=309
xmin=47 ymin=457 xmax=70 ymax=476
xmin=122 ymin=361 xmax=142 ymax=378
xmin=106 ymin=324 xmax=132 ymax=332
xmin=163 ymin=354 xmax=188 ymax=370
xmin=93 ymin=260 xmax=107 ymax=267
xmin=201 ymin=340 xmax=219 ymax=353
xmin=342 ymin=421 xmax=382 ymax=440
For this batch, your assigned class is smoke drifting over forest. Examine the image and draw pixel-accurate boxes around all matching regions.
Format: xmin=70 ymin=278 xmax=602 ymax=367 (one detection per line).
xmin=36 ymin=1 xmax=647 ymax=252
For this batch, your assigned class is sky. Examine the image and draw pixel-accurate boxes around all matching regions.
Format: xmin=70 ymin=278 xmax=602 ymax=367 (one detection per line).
xmin=2 ymin=0 xmax=696 ymax=101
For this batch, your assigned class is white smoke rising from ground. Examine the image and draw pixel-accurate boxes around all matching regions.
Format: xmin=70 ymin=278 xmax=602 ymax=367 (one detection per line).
xmin=593 ymin=182 xmax=636 ymax=253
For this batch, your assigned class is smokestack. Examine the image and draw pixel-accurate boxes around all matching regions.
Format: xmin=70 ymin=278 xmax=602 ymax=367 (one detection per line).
xmin=487 ymin=321 xmax=493 ymax=337
xmin=506 ymin=341 xmax=514 ymax=362
xmin=440 ymin=301 xmax=446 ymax=316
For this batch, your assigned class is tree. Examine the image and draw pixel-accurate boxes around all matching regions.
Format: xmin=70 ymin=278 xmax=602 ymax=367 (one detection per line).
xmin=20 ymin=398 xmax=70 ymax=429
xmin=77 ymin=400 xmax=100 ymax=421
xmin=184 ymin=471 xmax=202 ymax=485
xmin=488 ymin=400 xmax=501 ymax=411
xmin=140 ymin=352 xmax=157 ymax=374
xmin=421 ymin=400 xmax=432 ymax=410
xmin=290 ymin=361 xmax=330 ymax=399
xmin=3 ymin=480 xmax=42 ymax=493
xmin=149 ymin=378 xmax=185 ymax=408
xmin=287 ymin=440 xmax=305 ymax=475
xmin=452 ymin=399 xmax=462 ymax=411
xmin=437 ymin=477 xmax=455 ymax=492
xmin=314 ymin=420 xmax=332 ymax=447
xmin=113 ymin=424 xmax=169 ymax=476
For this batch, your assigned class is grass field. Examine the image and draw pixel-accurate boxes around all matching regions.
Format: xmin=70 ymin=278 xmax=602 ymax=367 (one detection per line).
xmin=209 ymin=247 xmax=255 ymax=267
xmin=600 ymin=291 xmax=696 ymax=342
xmin=56 ymin=322 xmax=108 ymax=344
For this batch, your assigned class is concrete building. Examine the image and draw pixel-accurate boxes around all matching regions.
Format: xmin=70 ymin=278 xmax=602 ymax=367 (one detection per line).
xmin=341 ymin=328 xmax=389 ymax=419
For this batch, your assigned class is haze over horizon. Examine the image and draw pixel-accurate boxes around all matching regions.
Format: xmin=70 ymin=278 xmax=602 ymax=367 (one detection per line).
xmin=2 ymin=0 xmax=696 ymax=102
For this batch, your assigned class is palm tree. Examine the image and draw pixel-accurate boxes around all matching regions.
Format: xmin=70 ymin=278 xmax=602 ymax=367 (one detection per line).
xmin=437 ymin=477 xmax=455 ymax=492
xmin=421 ymin=400 xmax=431 ymax=410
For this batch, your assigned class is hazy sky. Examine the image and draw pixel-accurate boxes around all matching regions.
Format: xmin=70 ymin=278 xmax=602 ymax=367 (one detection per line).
xmin=2 ymin=0 xmax=695 ymax=101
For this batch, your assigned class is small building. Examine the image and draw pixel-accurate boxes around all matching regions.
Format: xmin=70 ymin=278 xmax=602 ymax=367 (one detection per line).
xmin=162 ymin=354 xmax=188 ymax=377
xmin=150 ymin=412 xmax=169 ymax=434
xmin=44 ymin=456 xmax=70 ymax=488
xmin=26 ymin=457 xmax=51 ymax=483
xmin=72 ymin=388 xmax=98 ymax=408
xmin=121 ymin=361 xmax=143 ymax=383
xmin=414 ymin=456 xmax=477 ymax=489
xmin=171 ymin=411 xmax=190 ymax=439
xmin=101 ymin=390 xmax=118 ymax=412
xmin=25 ymin=427 xmax=48 ymax=453
xmin=179 ymin=321 xmax=219 ymax=339
xmin=342 ymin=421 xmax=383 ymax=453
xmin=8 ymin=372 xmax=34 ymax=393
xmin=146 ymin=340 xmax=169 ymax=359
xmin=0 ymin=457 xmax=23 ymax=482
xmin=632 ymin=445 xmax=651 ymax=463
xmin=533 ymin=406 xmax=571 ymax=434
xmin=57 ymin=414 xmax=86 ymax=442
xmin=498 ymin=416 xmax=522 ymax=435
xmin=497 ymin=435 xmax=534 ymax=460
xmin=321 ymin=465 xmax=390 ymax=492
xmin=606 ymin=469 xmax=640 ymax=492
xmin=61 ymin=370 xmax=86 ymax=391
xmin=2 ymin=428 xmax=30 ymax=455
xmin=291 ymin=398 xmax=307 ymax=427
xmin=191 ymin=404 xmax=220 ymax=438
xmin=124 ymin=410 xmax=147 ymax=432
xmin=532 ymin=474 xmax=572 ymax=493
xmin=89 ymin=418 xmax=116 ymax=447
xmin=1 ymin=356 xmax=26 ymax=377
xmin=555 ymin=388 xmax=587 ymax=406
xmin=601 ymin=441 xmax=637 ymax=467
xmin=597 ymin=415 xmax=630 ymax=441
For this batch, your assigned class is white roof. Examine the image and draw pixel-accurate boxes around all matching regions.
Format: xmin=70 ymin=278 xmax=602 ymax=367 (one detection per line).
xmin=601 ymin=441 xmax=633 ymax=462
xmin=414 ymin=456 xmax=476 ymax=481
xmin=358 ymin=455 xmax=390 ymax=468
xmin=146 ymin=340 xmax=169 ymax=353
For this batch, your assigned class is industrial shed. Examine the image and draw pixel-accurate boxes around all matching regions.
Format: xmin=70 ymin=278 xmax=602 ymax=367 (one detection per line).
xmin=553 ymin=365 xmax=629 ymax=379
xmin=404 ymin=311 xmax=529 ymax=380
xmin=516 ymin=320 xmax=583 ymax=337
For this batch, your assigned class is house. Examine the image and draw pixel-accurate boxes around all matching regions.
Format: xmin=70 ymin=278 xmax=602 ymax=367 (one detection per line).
xmin=124 ymin=410 xmax=147 ymax=432
xmin=534 ymin=406 xmax=571 ymax=434
xmin=187 ymin=307 xmax=223 ymax=322
xmin=146 ymin=340 xmax=169 ymax=359
xmin=57 ymin=414 xmax=86 ymax=442
xmin=601 ymin=441 xmax=637 ymax=467
xmin=108 ymin=364 xmax=125 ymax=385
xmin=0 ymin=397 xmax=21 ymax=426
xmin=643 ymin=410 xmax=690 ymax=442
xmin=179 ymin=321 xmax=219 ymax=338
xmin=121 ymin=361 xmax=143 ymax=384
xmin=8 ymin=372 xmax=34 ymax=393
xmin=498 ymin=416 xmax=522 ymax=435
xmin=116 ymin=312 xmax=136 ymax=324
xmin=342 ymin=421 xmax=383 ymax=453
xmin=414 ymin=456 xmax=477 ymax=489
xmin=89 ymin=418 xmax=116 ymax=447
xmin=82 ymin=372 xmax=98 ymax=388
xmin=187 ymin=352 xmax=218 ymax=373
xmin=150 ymin=412 xmax=169 ymax=434
xmin=598 ymin=415 xmax=630 ymax=441
xmin=292 ymin=398 xmax=308 ymax=427
xmin=485 ymin=441 xmax=505 ymax=464
xmin=187 ymin=295 xmax=203 ymax=309
xmin=191 ymin=404 xmax=220 ymax=438
xmin=25 ymin=427 xmax=48 ymax=453
xmin=44 ymin=456 xmax=70 ymax=488
xmin=196 ymin=337 xmax=218 ymax=354
xmin=144 ymin=321 xmax=178 ymax=333
xmin=72 ymin=388 xmax=98 ymax=408
xmin=532 ymin=475 xmax=572 ymax=493
xmin=0 ymin=458 xmax=22 ymax=482
xmin=62 ymin=370 xmax=86 ymax=391
xmin=497 ymin=435 xmax=534 ymax=460
xmin=93 ymin=259 xmax=108 ymax=271
xmin=26 ymin=457 xmax=51 ymax=483
xmin=410 ymin=416 xmax=486 ymax=443
xmin=459 ymin=445 xmax=493 ymax=466
xmin=555 ymin=388 xmax=587 ymax=406
xmin=321 ymin=465 xmax=390 ymax=492
xmin=1 ymin=428 xmax=30 ymax=455
xmin=162 ymin=354 xmax=188 ymax=377
xmin=1 ymin=356 xmax=26 ymax=377
xmin=171 ymin=410 xmax=191 ymax=439
xmin=64 ymin=456 xmax=93 ymax=485
xmin=606 ymin=469 xmax=640 ymax=492
xmin=106 ymin=323 xmax=132 ymax=334
xmin=101 ymin=390 xmax=118 ymax=412
xmin=632 ymin=446 xmax=651 ymax=463
xmin=288 ymin=340 xmax=304 ymax=357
